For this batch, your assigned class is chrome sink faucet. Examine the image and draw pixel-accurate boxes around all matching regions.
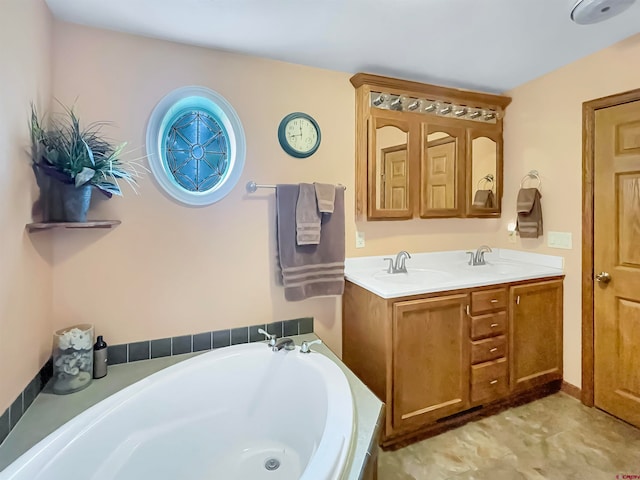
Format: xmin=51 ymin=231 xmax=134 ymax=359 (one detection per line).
xmin=466 ymin=245 xmax=492 ymax=266
xmin=383 ymin=250 xmax=411 ymax=274
xmin=257 ymin=328 xmax=295 ymax=352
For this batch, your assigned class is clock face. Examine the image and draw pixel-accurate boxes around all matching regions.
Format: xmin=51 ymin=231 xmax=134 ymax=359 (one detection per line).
xmin=278 ymin=113 xmax=321 ymax=158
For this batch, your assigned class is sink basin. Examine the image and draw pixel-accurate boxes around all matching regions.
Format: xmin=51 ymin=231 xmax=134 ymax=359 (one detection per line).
xmin=372 ymin=268 xmax=454 ymax=285
xmin=466 ymin=262 xmax=522 ymax=275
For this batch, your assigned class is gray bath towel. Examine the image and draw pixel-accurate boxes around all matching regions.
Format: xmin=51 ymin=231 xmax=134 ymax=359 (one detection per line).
xmin=473 ymin=189 xmax=495 ymax=208
xmin=314 ymin=183 xmax=336 ymax=213
xmin=516 ymin=188 xmax=543 ymax=238
xmin=296 ymin=183 xmax=321 ymax=245
xmin=277 ymin=184 xmax=345 ymax=301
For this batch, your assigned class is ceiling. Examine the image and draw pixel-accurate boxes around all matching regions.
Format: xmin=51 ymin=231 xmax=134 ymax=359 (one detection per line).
xmin=45 ymin=0 xmax=640 ymax=93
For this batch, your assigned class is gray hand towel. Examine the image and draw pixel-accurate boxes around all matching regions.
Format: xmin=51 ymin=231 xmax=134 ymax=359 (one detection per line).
xmin=516 ymin=188 xmax=543 ymax=238
xmin=277 ymin=184 xmax=345 ymax=301
xmin=314 ymin=183 xmax=336 ymax=213
xmin=296 ymin=183 xmax=321 ymax=245
xmin=473 ymin=189 xmax=495 ymax=208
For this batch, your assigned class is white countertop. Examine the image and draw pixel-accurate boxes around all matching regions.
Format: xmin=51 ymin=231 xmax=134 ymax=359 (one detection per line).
xmin=345 ymin=249 xmax=564 ymax=299
xmin=0 ymin=334 xmax=383 ymax=480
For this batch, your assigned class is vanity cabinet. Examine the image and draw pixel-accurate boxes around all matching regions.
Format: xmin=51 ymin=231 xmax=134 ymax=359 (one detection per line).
xmin=342 ymin=276 xmax=563 ymax=449
xmin=350 ymin=73 xmax=511 ymax=221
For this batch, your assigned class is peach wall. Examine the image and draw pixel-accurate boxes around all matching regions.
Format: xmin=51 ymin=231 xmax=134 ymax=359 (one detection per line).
xmin=500 ymin=33 xmax=640 ymax=388
xmin=50 ymin=22 xmax=507 ymax=357
xmin=50 ymin=21 xmax=640 ymax=386
xmin=0 ymin=0 xmax=53 ymax=412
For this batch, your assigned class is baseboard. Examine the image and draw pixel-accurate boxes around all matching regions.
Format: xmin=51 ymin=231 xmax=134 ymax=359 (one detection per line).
xmin=560 ymin=380 xmax=581 ymax=400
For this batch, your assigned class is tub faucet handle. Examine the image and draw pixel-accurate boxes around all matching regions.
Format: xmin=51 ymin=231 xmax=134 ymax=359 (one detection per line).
xmin=300 ymin=339 xmax=322 ymax=354
xmin=257 ymin=328 xmax=276 ymax=347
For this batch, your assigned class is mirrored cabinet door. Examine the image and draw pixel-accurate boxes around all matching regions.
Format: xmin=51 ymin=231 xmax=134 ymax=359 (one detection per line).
xmin=467 ymin=129 xmax=502 ymax=216
xmin=368 ymin=114 xmax=412 ymax=219
xmin=420 ymin=124 xmax=465 ymax=218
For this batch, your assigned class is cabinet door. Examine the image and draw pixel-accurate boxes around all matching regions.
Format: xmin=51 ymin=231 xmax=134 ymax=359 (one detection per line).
xmin=466 ymin=128 xmax=502 ymax=217
xmin=509 ymin=280 xmax=563 ymax=392
xmin=419 ymin=122 xmax=465 ymax=218
xmin=392 ymin=294 xmax=469 ymax=429
xmin=367 ymin=112 xmax=413 ymax=219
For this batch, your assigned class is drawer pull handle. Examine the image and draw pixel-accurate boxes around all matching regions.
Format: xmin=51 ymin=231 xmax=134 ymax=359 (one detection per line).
xmin=490 ymin=380 xmax=498 ymax=385
xmin=490 ymin=347 xmax=498 ymax=352
xmin=490 ymin=323 xmax=499 ymax=328
xmin=490 ymin=299 xmax=499 ymax=303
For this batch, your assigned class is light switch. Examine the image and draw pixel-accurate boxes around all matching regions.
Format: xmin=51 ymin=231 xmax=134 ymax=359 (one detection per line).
xmin=547 ymin=231 xmax=572 ymax=249
xmin=355 ymin=231 xmax=365 ymax=248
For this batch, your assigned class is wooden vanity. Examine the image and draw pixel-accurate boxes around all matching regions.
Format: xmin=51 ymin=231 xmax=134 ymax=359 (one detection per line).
xmin=342 ymin=274 xmax=564 ymax=449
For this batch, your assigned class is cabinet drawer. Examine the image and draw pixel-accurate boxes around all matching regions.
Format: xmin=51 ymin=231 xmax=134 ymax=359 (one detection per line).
xmin=471 ymin=358 xmax=508 ymax=403
xmin=471 ymin=288 xmax=508 ymax=314
xmin=471 ymin=335 xmax=507 ymax=364
xmin=470 ymin=311 xmax=507 ymax=340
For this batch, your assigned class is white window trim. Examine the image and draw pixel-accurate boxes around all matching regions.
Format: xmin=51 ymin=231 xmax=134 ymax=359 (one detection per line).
xmin=146 ymin=86 xmax=246 ymax=206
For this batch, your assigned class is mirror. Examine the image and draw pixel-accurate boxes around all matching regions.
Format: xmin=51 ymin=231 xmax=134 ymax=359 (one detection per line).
xmin=471 ymin=136 xmax=497 ymax=210
xmin=422 ymin=131 xmax=458 ymax=211
xmin=376 ymin=125 xmax=408 ymax=210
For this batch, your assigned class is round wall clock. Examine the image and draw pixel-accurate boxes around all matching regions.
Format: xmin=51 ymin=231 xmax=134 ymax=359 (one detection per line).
xmin=278 ymin=112 xmax=321 ymax=158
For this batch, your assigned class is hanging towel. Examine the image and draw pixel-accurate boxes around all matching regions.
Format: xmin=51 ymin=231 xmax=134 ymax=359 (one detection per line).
xmin=277 ymin=184 xmax=345 ymax=301
xmin=473 ymin=189 xmax=495 ymax=208
xmin=314 ymin=183 xmax=336 ymax=213
xmin=516 ymin=188 xmax=543 ymax=238
xmin=296 ymin=183 xmax=321 ymax=245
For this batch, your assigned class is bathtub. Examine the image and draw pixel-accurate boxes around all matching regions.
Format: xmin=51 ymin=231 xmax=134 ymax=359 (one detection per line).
xmin=0 ymin=342 xmax=354 ymax=480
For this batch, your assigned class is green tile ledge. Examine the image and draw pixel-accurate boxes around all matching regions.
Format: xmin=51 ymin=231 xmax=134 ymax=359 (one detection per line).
xmin=0 ymin=317 xmax=313 ymax=447
xmin=0 ymin=331 xmax=384 ymax=480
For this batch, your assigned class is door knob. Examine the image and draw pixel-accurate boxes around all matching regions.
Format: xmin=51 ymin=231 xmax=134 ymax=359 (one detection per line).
xmin=595 ymin=272 xmax=612 ymax=284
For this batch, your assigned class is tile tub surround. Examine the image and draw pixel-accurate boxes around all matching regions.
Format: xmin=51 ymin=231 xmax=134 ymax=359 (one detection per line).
xmin=345 ymin=249 xmax=564 ymax=299
xmin=106 ymin=317 xmax=314 ymax=365
xmin=378 ymin=393 xmax=640 ymax=480
xmin=0 ymin=318 xmax=313 ymax=447
xmin=0 ymin=333 xmax=384 ymax=480
xmin=0 ymin=361 xmax=53 ymax=446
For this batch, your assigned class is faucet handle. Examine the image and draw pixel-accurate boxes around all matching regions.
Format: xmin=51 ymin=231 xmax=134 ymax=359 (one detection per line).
xmin=465 ymin=251 xmax=474 ymax=265
xmin=300 ymin=339 xmax=322 ymax=354
xmin=383 ymin=258 xmax=394 ymax=274
xmin=257 ymin=328 xmax=276 ymax=347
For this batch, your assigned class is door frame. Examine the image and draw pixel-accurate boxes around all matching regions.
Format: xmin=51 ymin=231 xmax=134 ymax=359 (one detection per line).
xmin=581 ymin=87 xmax=640 ymax=407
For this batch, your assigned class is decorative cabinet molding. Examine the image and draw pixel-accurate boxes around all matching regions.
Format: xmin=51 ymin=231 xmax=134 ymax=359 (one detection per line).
xmin=350 ymin=73 xmax=511 ymax=221
xmin=342 ymin=277 xmax=563 ymax=449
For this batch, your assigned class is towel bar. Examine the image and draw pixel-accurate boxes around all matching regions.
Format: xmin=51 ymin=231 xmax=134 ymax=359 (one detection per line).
xmin=519 ymin=170 xmax=541 ymax=189
xmin=246 ymin=181 xmax=346 ymax=193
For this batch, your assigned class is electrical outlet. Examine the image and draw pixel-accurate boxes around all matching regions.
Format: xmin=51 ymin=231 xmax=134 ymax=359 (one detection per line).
xmin=355 ymin=231 xmax=365 ymax=248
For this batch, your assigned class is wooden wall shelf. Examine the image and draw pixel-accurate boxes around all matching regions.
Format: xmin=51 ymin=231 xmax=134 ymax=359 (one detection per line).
xmin=26 ymin=220 xmax=121 ymax=233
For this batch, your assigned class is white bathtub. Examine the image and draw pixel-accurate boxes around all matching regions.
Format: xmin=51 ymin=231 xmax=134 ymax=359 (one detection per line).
xmin=0 ymin=342 xmax=354 ymax=480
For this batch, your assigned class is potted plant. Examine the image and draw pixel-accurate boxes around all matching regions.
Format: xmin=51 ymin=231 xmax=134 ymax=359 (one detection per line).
xmin=30 ymin=103 xmax=145 ymax=222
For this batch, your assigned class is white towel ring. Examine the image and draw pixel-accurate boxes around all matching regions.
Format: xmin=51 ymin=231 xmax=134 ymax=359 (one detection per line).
xmin=520 ymin=170 xmax=541 ymax=189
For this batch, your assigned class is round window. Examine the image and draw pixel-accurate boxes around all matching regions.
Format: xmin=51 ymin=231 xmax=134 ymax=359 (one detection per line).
xmin=146 ymin=86 xmax=246 ymax=206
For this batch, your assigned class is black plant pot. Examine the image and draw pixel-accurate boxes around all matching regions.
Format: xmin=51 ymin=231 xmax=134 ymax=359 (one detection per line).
xmin=34 ymin=166 xmax=92 ymax=222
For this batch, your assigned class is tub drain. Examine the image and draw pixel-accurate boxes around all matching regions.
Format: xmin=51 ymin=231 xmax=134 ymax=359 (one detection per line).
xmin=264 ymin=458 xmax=281 ymax=471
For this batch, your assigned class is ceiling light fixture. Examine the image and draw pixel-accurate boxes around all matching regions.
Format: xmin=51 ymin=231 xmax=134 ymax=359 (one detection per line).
xmin=570 ymin=0 xmax=636 ymax=24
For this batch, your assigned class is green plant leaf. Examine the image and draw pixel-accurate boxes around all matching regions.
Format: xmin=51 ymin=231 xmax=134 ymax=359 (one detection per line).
xmin=75 ymin=167 xmax=96 ymax=187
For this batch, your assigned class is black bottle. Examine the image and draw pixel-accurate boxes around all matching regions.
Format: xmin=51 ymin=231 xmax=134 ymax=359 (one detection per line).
xmin=93 ymin=335 xmax=108 ymax=379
